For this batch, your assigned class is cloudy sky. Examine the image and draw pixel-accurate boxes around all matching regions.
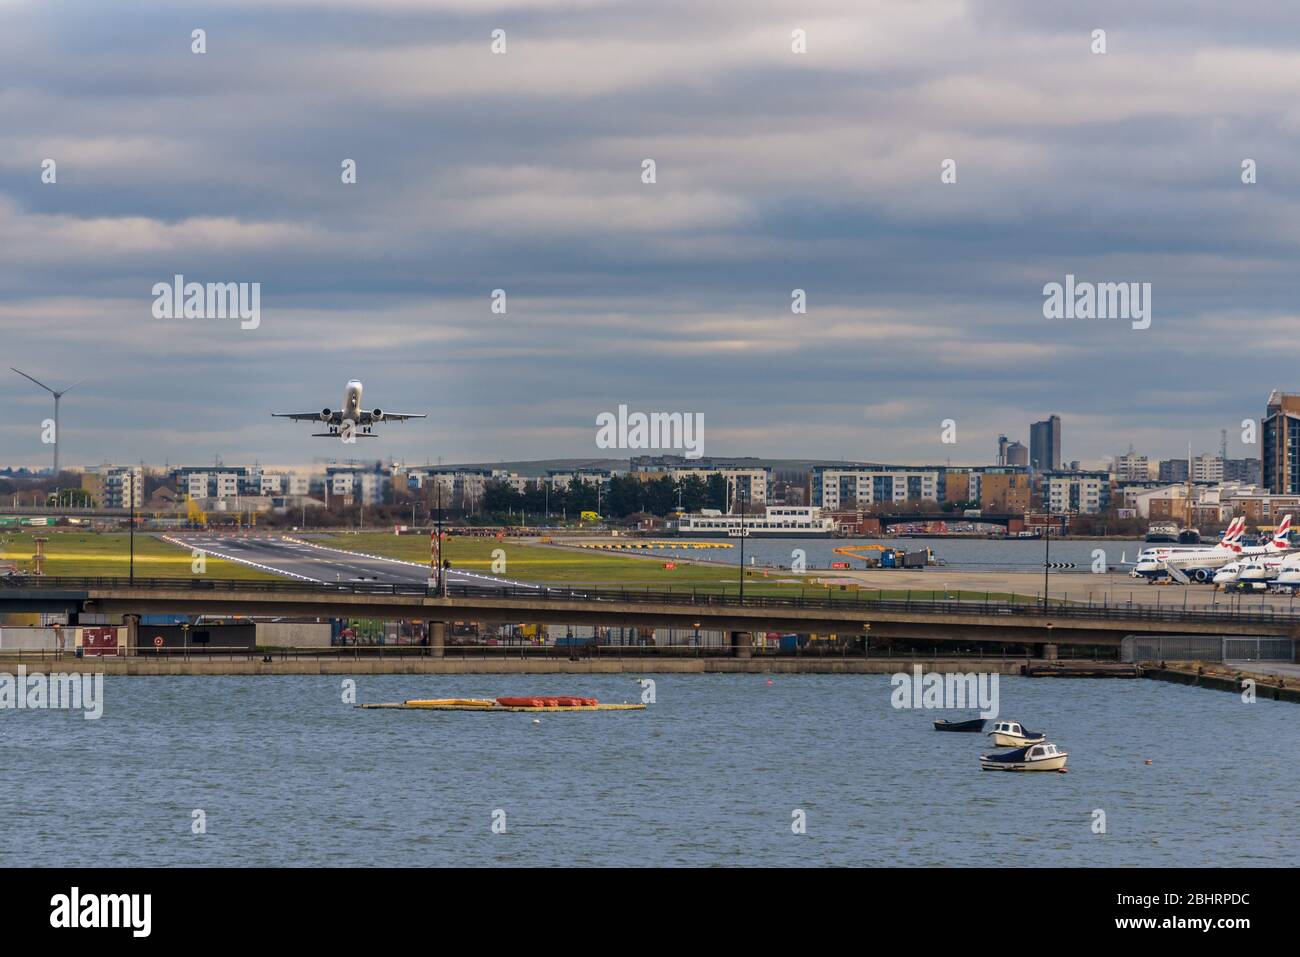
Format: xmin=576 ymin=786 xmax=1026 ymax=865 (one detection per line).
xmin=2 ymin=0 xmax=1299 ymax=471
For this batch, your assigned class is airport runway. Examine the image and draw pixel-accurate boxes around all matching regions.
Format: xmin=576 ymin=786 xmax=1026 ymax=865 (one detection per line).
xmin=163 ymin=534 xmax=535 ymax=589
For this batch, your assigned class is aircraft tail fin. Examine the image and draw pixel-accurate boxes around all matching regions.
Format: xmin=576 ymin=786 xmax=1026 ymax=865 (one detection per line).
xmin=1271 ymin=514 xmax=1292 ymax=548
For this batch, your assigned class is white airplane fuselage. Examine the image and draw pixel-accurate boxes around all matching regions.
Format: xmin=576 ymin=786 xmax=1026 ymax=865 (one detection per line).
xmin=342 ymin=379 xmax=363 ymax=423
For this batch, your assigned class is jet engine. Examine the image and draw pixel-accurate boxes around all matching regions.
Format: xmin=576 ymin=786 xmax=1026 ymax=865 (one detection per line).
xmin=371 ymin=408 xmax=384 ymax=421
xmin=320 ymin=408 xmax=332 ymax=421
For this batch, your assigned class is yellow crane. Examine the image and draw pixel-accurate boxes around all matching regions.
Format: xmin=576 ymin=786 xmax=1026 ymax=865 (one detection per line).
xmin=832 ymin=544 xmax=889 ymax=562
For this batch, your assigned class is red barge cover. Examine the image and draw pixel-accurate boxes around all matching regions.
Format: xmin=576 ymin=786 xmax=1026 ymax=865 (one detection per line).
xmin=496 ymin=696 xmax=599 ymax=708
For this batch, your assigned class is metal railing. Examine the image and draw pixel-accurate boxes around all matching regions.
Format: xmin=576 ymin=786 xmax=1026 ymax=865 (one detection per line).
xmin=0 ymin=642 xmax=1122 ymax=662
xmin=4 ymin=575 xmax=1300 ymax=625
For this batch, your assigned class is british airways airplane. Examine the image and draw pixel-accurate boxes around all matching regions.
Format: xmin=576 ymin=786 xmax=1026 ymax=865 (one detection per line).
xmin=272 ymin=379 xmax=426 ymax=438
xmin=1131 ymin=516 xmax=1292 ymax=583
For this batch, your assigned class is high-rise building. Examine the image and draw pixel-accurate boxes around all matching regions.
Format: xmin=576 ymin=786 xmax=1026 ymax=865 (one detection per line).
xmin=1158 ymin=458 xmax=1189 ymax=483
xmin=812 ymin=466 xmax=940 ymax=509
xmin=1044 ymin=470 xmax=1110 ymax=515
xmin=1191 ymin=453 xmax=1223 ymax=484
xmin=1262 ymin=391 xmax=1300 ymax=494
xmin=1223 ymin=458 xmax=1261 ymax=485
xmin=1114 ymin=451 xmax=1150 ymax=482
xmin=80 ymin=465 xmax=144 ymax=508
xmin=1029 ymin=415 xmax=1061 ymax=472
xmin=979 ymin=468 xmax=1032 ymax=513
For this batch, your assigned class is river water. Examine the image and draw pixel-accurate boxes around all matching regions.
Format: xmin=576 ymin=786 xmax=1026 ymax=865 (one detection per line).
xmin=4 ymin=674 xmax=1294 ymax=866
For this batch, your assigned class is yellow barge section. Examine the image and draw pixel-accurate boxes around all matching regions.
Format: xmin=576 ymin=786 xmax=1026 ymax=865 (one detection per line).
xmin=358 ymin=698 xmax=646 ymax=712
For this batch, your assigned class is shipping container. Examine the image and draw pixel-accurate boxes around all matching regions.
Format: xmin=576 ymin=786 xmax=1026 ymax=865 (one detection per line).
xmin=81 ymin=627 xmax=121 ymax=657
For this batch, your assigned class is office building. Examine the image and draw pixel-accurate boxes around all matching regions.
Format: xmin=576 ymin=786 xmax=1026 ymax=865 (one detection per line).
xmin=1029 ymin=416 xmax=1061 ymax=471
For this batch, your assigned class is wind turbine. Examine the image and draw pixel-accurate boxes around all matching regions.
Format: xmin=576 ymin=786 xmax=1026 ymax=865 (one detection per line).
xmin=10 ymin=368 xmax=83 ymax=477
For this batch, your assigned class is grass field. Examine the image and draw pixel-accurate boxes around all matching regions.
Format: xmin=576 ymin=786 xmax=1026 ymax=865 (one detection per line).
xmin=0 ymin=531 xmax=273 ymax=580
xmin=0 ymin=529 xmax=1030 ymax=603
xmin=313 ymin=532 xmax=1030 ymax=602
xmin=316 ymin=532 xmax=786 ymax=586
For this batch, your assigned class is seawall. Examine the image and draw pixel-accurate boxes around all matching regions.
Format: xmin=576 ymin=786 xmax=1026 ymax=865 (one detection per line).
xmin=0 ymin=655 xmax=1034 ymax=676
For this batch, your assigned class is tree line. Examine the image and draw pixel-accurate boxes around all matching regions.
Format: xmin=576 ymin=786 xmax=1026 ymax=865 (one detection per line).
xmin=480 ymin=474 xmax=731 ymax=519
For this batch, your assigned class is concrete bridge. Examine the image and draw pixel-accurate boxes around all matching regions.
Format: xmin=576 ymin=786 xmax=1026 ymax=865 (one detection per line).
xmin=873 ymin=512 xmax=1025 ymax=530
xmin=3 ymin=576 xmax=1298 ymax=658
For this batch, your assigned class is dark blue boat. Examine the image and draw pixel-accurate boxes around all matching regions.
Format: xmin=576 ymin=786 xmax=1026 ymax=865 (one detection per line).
xmin=933 ymin=718 xmax=986 ymax=732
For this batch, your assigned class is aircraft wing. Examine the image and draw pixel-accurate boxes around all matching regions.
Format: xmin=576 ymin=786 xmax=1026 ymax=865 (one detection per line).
xmin=364 ymin=412 xmax=427 ymax=423
xmin=272 ymin=411 xmax=330 ymax=423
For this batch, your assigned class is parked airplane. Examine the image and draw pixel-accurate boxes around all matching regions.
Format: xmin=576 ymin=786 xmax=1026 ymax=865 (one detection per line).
xmin=1260 ymin=535 xmax=1300 ymax=591
xmin=272 ymin=379 xmax=426 ymax=438
xmin=1123 ymin=518 xmax=1244 ymax=575
xmin=1272 ymin=560 xmax=1300 ymax=591
xmin=1132 ymin=516 xmax=1292 ymax=583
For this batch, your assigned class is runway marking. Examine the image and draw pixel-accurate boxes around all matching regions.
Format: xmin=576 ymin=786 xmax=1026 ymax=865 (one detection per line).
xmin=159 ymin=535 xmax=322 ymax=582
xmin=278 ymin=536 xmax=543 ymax=589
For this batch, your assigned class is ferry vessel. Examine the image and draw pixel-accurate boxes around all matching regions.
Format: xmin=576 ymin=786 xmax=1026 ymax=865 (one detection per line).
xmin=674 ymin=506 xmax=836 ymax=538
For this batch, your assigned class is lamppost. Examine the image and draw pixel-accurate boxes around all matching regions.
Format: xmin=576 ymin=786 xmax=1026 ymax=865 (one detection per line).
xmin=436 ymin=481 xmax=445 ymax=598
xmin=1042 ymin=517 xmax=1051 ymax=612
xmin=738 ymin=487 xmax=747 ymax=602
xmin=129 ymin=487 xmax=135 ymax=585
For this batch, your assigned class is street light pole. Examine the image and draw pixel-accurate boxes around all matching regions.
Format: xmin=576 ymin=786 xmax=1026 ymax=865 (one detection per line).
xmin=738 ymin=489 xmax=746 ymax=602
xmin=129 ymin=487 xmax=135 ymax=585
xmin=436 ymin=481 xmax=444 ymax=598
xmin=1042 ymin=518 xmax=1050 ymax=612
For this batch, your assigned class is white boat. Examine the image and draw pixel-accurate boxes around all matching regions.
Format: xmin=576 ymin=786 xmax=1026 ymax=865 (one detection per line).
xmin=987 ymin=720 xmax=1045 ymax=748
xmin=675 ymin=506 xmax=836 ymax=538
xmin=980 ymin=742 xmax=1069 ymax=772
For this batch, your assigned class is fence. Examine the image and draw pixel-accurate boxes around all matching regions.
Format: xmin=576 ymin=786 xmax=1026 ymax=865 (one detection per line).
xmin=7 ymin=575 xmax=1300 ymax=626
xmin=1222 ymin=637 xmax=1294 ymax=662
xmin=1122 ymin=635 xmax=1295 ymax=663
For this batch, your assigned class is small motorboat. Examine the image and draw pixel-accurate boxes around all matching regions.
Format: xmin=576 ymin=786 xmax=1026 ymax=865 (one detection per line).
xmin=933 ymin=718 xmax=986 ymax=733
xmin=980 ymin=742 xmax=1068 ymax=772
xmin=987 ymin=720 xmax=1045 ymax=747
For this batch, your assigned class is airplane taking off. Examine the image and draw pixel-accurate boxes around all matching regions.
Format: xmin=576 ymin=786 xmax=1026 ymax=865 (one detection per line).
xmin=272 ymin=379 xmax=426 ymax=438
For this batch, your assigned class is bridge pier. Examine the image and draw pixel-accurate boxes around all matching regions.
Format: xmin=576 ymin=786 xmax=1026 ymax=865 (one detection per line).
xmin=1042 ymin=643 xmax=1059 ymax=661
xmin=730 ymin=631 xmax=752 ymax=659
xmin=427 ymin=621 xmax=446 ymax=658
xmin=123 ymin=614 xmax=139 ymax=657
